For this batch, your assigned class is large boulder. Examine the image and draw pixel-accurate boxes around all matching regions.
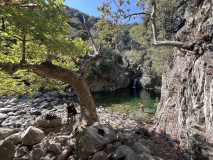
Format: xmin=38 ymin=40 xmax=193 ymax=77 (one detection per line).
xmin=75 ymin=122 xmax=117 ymax=160
xmin=0 ymin=140 xmax=15 ymax=160
xmin=21 ymin=126 xmax=45 ymax=145
xmin=37 ymin=117 xmax=62 ymax=128
xmin=0 ymin=128 xmax=16 ymax=140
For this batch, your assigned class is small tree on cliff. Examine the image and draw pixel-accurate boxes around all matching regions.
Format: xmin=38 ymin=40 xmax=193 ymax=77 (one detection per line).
xmin=0 ymin=0 xmax=100 ymax=126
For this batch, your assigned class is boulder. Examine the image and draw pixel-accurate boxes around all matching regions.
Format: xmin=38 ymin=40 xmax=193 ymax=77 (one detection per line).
xmin=75 ymin=122 xmax=117 ymax=159
xmin=134 ymin=128 xmax=151 ymax=138
xmin=15 ymin=146 xmax=29 ymax=157
xmin=47 ymin=143 xmax=61 ymax=155
xmin=0 ymin=141 xmax=15 ymax=160
xmin=0 ymin=128 xmax=16 ymax=140
xmin=133 ymin=142 xmax=151 ymax=155
xmin=92 ymin=151 xmax=108 ymax=160
xmin=21 ymin=126 xmax=45 ymax=145
xmin=37 ymin=117 xmax=62 ymax=128
xmin=0 ymin=108 xmax=13 ymax=113
xmin=5 ymin=132 xmax=21 ymax=145
xmin=113 ymin=145 xmax=135 ymax=159
xmin=29 ymin=148 xmax=45 ymax=160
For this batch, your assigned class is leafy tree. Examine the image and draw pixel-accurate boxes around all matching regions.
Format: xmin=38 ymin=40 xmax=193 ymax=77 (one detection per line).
xmin=0 ymin=0 xmax=100 ymax=126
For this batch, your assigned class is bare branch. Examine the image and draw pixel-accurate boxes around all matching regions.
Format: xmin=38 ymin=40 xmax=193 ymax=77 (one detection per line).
xmin=83 ymin=15 xmax=98 ymax=54
xmin=80 ymin=55 xmax=101 ymax=79
xmin=124 ymin=12 xmax=150 ymax=19
xmin=153 ymin=41 xmax=194 ymax=49
xmin=81 ymin=16 xmax=102 ymax=79
xmin=150 ymin=0 xmax=193 ymax=50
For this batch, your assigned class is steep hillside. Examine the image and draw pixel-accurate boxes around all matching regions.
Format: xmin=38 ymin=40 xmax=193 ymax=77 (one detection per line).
xmin=155 ymin=0 xmax=213 ymax=159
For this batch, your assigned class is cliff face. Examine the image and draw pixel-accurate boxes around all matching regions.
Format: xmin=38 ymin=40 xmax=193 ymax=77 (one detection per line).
xmin=155 ymin=0 xmax=213 ymax=159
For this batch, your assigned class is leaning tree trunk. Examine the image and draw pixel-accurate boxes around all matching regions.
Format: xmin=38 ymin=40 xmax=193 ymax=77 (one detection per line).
xmin=73 ymin=79 xmax=99 ymax=126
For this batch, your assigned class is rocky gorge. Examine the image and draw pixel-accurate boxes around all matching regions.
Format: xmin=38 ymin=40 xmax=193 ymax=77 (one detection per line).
xmin=155 ymin=0 xmax=213 ymax=159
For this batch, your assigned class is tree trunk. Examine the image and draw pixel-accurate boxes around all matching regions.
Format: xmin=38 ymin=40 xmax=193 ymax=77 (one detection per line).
xmin=73 ymin=79 xmax=99 ymax=126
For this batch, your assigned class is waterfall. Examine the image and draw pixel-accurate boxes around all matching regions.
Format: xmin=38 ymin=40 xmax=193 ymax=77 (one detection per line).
xmin=132 ymin=78 xmax=138 ymax=88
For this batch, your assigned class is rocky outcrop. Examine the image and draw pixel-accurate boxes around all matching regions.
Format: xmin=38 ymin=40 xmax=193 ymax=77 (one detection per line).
xmin=87 ymin=67 xmax=135 ymax=92
xmin=155 ymin=0 xmax=213 ymax=159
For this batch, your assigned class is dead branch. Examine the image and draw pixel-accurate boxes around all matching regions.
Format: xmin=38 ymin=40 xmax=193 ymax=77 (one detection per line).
xmin=80 ymin=16 xmax=102 ymax=79
xmin=150 ymin=0 xmax=194 ymax=50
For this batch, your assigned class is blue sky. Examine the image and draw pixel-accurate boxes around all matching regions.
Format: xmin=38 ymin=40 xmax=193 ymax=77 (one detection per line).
xmin=63 ymin=0 xmax=143 ymax=23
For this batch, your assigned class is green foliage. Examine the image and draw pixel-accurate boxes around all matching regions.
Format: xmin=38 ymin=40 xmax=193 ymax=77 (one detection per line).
xmin=0 ymin=0 xmax=90 ymax=96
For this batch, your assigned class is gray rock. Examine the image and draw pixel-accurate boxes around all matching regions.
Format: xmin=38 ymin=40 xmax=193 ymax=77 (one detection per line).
xmin=133 ymin=142 xmax=151 ymax=155
xmin=16 ymin=111 xmax=27 ymax=115
xmin=113 ymin=145 xmax=135 ymax=159
xmin=105 ymin=143 xmax=114 ymax=154
xmin=8 ymin=112 xmax=16 ymax=116
xmin=30 ymin=110 xmax=41 ymax=116
xmin=0 ymin=102 xmax=4 ymax=108
xmin=39 ymin=102 xmax=49 ymax=109
xmin=29 ymin=148 xmax=45 ymax=160
xmin=0 ymin=108 xmax=13 ymax=113
xmin=0 ymin=128 xmax=16 ymax=140
xmin=117 ymin=131 xmax=127 ymax=144
xmin=75 ymin=122 xmax=117 ymax=160
xmin=9 ymin=98 xmax=19 ymax=104
xmin=92 ymin=151 xmax=108 ymax=160
xmin=125 ymin=153 xmax=141 ymax=160
xmin=15 ymin=146 xmax=29 ymax=157
xmin=5 ymin=105 xmax=12 ymax=108
xmin=138 ymin=152 xmax=156 ymax=160
xmin=113 ymin=142 xmax=122 ymax=149
xmin=12 ymin=106 xmax=20 ymax=112
xmin=47 ymin=143 xmax=61 ymax=155
xmin=37 ymin=117 xmax=62 ymax=128
xmin=134 ymin=128 xmax=151 ymax=138
xmin=0 ymin=113 xmax=7 ymax=119
xmin=21 ymin=126 xmax=45 ymax=145
xmin=33 ymin=98 xmax=46 ymax=104
xmin=0 ymin=140 xmax=15 ymax=160
xmin=5 ymin=132 xmax=21 ymax=145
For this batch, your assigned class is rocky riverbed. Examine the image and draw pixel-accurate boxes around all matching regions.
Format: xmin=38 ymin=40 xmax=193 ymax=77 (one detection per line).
xmin=0 ymin=93 xmax=181 ymax=160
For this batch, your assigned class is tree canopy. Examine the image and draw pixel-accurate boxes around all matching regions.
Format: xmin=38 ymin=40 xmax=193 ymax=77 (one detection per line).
xmin=0 ymin=0 xmax=91 ymax=96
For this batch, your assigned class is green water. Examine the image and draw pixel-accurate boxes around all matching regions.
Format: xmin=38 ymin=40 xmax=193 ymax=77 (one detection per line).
xmin=93 ymin=88 xmax=160 ymax=122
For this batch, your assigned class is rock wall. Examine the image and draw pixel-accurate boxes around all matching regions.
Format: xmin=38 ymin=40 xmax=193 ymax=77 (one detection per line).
xmin=155 ymin=0 xmax=213 ymax=159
